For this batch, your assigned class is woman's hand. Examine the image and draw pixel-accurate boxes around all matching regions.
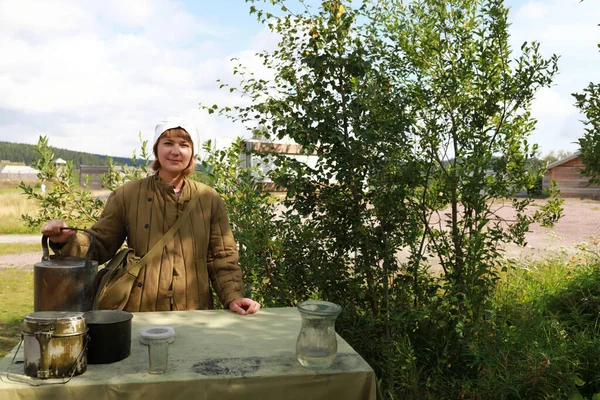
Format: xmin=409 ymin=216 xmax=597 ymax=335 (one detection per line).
xmin=229 ymin=298 xmax=261 ymax=315
xmin=41 ymin=220 xmax=77 ymax=244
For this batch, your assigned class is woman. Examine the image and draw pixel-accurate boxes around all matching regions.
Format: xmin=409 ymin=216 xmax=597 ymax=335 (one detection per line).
xmin=41 ymin=117 xmax=260 ymax=315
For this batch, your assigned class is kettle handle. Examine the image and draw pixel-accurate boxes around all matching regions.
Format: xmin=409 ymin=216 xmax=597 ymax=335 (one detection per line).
xmin=41 ymin=228 xmax=96 ymax=265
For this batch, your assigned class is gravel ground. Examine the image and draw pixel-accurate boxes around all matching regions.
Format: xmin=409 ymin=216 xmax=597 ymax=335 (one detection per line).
xmin=0 ymin=234 xmax=40 ymax=270
xmin=0 ymin=234 xmax=39 ymax=244
xmin=0 ymin=251 xmax=38 ymax=270
xmin=502 ymin=198 xmax=600 ymax=261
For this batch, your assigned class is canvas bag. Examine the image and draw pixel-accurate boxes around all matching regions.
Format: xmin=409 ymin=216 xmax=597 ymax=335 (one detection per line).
xmin=92 ymin=189 xmax=200 ymax=310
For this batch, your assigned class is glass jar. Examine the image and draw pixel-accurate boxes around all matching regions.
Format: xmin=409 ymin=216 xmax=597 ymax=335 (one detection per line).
xmin=296 ymin=300 xmax=342 ymax=370
xmin=140 ymin=326 xmax=175 ymax=374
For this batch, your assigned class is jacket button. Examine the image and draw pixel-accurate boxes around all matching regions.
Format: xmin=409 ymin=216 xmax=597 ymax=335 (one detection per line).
xmin=137 ymin=282 xmax=143 ymax=288
xmin=144 ymin=224 xmax=149 ymax=229
xmin=148 ymin=198 xmax=152 ymax=202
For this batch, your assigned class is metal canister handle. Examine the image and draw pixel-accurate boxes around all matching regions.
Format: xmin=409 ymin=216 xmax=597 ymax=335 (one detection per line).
xmin=41 ymin=228 xmax=96 ymax=266
xmin=33 ymin=324 xmax=55 ymax=379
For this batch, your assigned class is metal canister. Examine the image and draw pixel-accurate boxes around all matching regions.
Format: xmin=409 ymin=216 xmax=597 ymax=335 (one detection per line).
xmin=34 ymin=231 xmax=98 ymax=312
xmin=22 ymin=311 xmax=88 ymax=379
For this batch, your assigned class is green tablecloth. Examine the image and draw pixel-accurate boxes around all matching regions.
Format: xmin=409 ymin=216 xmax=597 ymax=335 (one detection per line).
xmin=0 ymin=307 xmax=380 ymax=400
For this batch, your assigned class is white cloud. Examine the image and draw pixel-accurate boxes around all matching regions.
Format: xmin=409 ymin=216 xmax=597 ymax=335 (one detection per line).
xmin=0 ymin=0 xmax=96 ymax=37
xmin=510 ymin=0 xmax=600 ymax=61
xmin=94 ymin=0 xmax=155 ymax=27
xmin=528 ymin=87 xmax=583 ymax=155
xmin=514 ymin=0 xmax=547 ymax=21
xmin=531 ymin=87 xmax=578 ymax=119
xmin=539 ymin=24 xmax=599 ymax=49
xmin=0 ymin=0 xmax=275 ymax=156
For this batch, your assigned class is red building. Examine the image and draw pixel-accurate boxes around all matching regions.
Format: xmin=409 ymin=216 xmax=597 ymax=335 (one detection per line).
xmin=543 ymin=153 xmax=600 ymax=198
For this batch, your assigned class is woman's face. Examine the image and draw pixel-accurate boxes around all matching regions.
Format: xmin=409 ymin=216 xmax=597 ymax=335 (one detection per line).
xmin=156 ymin=135 xmax=193 ymax=176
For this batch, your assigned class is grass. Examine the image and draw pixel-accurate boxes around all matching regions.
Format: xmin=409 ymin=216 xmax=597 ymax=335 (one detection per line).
xmin=0 ymin=180 xmax=29 ymax=190
xmin=476 ymin=251 xmax=600 ymax=398
xmin=0 ymin=179 xmax=109 ymax=235
xmin=0 ymin=192 xmax=39 ymax=234
xmin=0 ymin=188 xmax=24 ymax=195
xmin=0 ymin=181 xmax=41 ymax=234
xmin=0 ymin=268 xmax=33 ymax=358
xmin=0 ymin=243 xmax=40 ymax=256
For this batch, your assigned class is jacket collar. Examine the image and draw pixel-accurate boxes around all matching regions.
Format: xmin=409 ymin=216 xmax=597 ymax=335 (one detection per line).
xmin=152 ymin=173 xmax=195 ymax=202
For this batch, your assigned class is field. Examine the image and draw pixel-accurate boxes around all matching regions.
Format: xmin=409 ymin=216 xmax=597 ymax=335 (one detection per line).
xmin=0 ymin=181 xmax=40 ymax=234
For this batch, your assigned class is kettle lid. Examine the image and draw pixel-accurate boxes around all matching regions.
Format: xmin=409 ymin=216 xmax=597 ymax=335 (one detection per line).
xmin=34 ymin=256 xmax=98 ymax=268
xmin=38 ymin=230 xmax=97 ymax=268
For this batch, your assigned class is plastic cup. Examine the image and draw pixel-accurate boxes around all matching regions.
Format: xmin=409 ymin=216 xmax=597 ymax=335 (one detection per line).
xmin=140 ymin=326 xmax=175 ymax=374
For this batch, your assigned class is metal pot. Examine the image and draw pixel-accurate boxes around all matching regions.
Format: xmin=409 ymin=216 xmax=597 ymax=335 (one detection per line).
xmin=22 ymin=311 xmax=88 ymax=379
xmin=34 ymin=230 xmax=98 ymax=312
xmin=84 ymin=310 xmax=133 ymax=364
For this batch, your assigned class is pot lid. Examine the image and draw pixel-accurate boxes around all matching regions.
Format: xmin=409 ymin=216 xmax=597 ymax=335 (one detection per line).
xmin=140 ymin=326 xmax=175 ymax=345
xmin=84 ymin=310 xmax=133 ymax=325
xmin=23 ymin=311 xmax=86 ymax=336
xmin=24 ymin=311 xmax=85 ymax=321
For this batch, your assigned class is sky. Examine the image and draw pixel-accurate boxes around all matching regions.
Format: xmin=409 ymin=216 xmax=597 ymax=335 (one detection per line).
xmin=0 ymin=0 xmax=599 ymax=159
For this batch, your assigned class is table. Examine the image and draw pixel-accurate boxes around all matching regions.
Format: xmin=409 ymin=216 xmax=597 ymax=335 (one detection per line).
xmin=0 ymin=307 xmax=380 ymax=400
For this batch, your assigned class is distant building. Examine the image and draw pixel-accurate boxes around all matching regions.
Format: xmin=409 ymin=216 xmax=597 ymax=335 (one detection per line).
xmin=241 ymin=139 xmax=319 ymax=192
xmin=543 ymin=153 xmax=600 ymax=199
xmin=54 ymin=158 xmax=67 ymax=165
xmin=80 ymin=165 xmax=151 ymax=189
xmin=0 ymin=165 xmax=40 ymax=181
xmin=79 ymin=165 xmax=108 ymax=189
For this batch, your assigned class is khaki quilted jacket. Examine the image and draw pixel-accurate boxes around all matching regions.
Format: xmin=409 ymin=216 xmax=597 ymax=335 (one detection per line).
xmin=60 ymin=175 xmax=244 ymax=311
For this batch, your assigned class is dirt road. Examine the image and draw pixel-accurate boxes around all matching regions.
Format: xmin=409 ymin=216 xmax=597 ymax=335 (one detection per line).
xmin=0 ymin=234 xmax=39 ymax=270
xmin=0 ymin=234 xmax=39 ymax=244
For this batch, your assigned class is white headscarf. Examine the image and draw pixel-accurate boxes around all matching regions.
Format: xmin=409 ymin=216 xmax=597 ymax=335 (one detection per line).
xmin=154 ymin=116 xmax=199 ymax=154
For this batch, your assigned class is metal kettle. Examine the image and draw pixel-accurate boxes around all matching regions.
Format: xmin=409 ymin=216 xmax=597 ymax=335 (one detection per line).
xmin=34 ymin=230 xmax=98 ymax=312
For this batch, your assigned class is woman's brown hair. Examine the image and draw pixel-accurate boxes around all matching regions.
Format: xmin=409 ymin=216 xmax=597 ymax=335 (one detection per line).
xmin=151 ymin=127 xmax=196 ymax=177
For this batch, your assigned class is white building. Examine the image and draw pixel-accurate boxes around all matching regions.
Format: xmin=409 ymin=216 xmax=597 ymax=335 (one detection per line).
xmin=0 ymin=165 xmax=40 ymax=181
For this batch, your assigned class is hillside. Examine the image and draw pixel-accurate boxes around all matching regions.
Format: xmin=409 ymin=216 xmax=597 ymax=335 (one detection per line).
xmin=0 ymin=141 xmax=144 ymax=168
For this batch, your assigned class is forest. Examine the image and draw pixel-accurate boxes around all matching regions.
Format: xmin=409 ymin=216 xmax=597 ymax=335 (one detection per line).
xmin=0 ymin=141 xmax=140 ymax=167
